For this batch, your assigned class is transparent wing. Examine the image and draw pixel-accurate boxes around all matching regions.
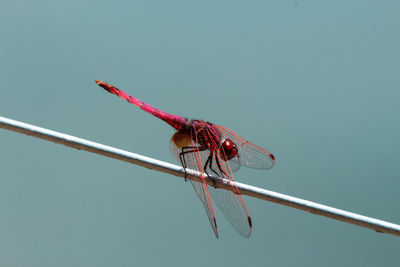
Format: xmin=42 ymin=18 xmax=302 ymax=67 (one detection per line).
xmin=170 ymin=123 xmax=252 ymax=238
xmin=205 ymin=127 xmax=252 ymax=238
xmin=215 ymin=125 xmax=275 ymax=170
xmin=170 ymin=133 xmax=219 ymax=238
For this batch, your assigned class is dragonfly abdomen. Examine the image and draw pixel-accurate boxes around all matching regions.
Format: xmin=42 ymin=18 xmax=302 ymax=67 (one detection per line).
xmin=96 ymin=80 xmax=187 ymax=130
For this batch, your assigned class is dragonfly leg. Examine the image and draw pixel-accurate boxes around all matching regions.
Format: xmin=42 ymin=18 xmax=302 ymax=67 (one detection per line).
xmin=203 ymin=154 xmax=217 ymax=188
xmin=214 ymin=156 xmax=228 ymax=177
xmin=179 ymin=146 xmax=207 ymax=181
xmin=206 ymin=153 xmax=228 ymax=178
xmin=204 ymin=153 xmax=230 ymax=188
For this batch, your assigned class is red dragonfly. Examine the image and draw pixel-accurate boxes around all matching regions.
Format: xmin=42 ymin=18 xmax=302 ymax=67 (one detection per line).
xmin=95 ymin=80 xmax=275 ymax=238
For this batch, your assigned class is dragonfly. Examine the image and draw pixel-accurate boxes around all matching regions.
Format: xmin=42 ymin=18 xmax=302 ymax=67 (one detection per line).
xmin=95 ymin=80 xmax=275 ymax=238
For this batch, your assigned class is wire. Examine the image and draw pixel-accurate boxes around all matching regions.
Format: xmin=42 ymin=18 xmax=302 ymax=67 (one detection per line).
xmin=1 ymin=115 xmax=399 ymax=237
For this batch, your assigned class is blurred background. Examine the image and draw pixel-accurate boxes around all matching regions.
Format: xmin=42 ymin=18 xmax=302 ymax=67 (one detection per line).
xmin=1 ymin=0 xmax=399 ymax=266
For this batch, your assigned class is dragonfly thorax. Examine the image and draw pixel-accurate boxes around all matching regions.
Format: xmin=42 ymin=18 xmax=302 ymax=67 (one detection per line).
xmin=188 ymin=120 xmax=220 ymax=147
xmin=186 ymin=120 xmax=238 ymax=161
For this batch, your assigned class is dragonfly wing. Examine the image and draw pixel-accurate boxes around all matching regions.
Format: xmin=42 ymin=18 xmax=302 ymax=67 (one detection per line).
xmin=169 ymin=122 xmax=253 ymax=238
xmin=208 ymin=185 xmax=252 ymax=238
xmin=223 ymin=151 xmax=241 ymax=173
xmin=205 ymin=129 xmax=252 ymax=238
xmin=215 ymin=125 xmax=275 ymax=170
xmin=170 ymin=135 xmax=219 ymax=238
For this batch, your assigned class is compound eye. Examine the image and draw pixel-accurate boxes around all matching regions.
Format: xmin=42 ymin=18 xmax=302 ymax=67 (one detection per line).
xmin=223 ymin=139 xmax=234 ymax=150
xmin=221 ymin=138 xmax=238 ymax=161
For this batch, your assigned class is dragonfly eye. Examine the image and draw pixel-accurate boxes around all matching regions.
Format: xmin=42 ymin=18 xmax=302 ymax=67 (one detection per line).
xmin=221 ymin=138 xmax=238 ymax=161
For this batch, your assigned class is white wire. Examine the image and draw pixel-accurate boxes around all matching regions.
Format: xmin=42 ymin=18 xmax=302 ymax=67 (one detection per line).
xmin=1 ymin=115 xmax=399 ymax=237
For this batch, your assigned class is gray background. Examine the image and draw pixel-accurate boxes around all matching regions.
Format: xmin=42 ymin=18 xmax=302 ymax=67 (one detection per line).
xmin=1 ymin=0 xmax=399 ymax=266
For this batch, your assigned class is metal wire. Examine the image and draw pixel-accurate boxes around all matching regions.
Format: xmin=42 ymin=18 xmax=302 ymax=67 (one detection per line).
xmin=1 ymin=115 xmax=399 ymax=237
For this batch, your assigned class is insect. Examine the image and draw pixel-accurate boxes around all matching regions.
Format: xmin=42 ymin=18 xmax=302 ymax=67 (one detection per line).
xmin=95 ymin=80 xmax=275 ymax=238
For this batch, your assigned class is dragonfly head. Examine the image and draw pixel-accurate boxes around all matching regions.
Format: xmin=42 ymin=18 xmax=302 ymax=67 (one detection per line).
xmin=221 ymin=138 xmax=239 ymax=161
